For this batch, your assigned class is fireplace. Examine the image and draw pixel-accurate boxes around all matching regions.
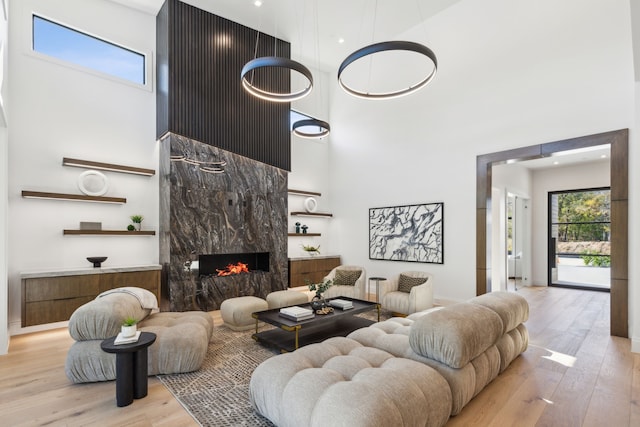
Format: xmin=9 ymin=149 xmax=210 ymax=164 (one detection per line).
xmin=198 ymin=252 xmax=270 ymax=276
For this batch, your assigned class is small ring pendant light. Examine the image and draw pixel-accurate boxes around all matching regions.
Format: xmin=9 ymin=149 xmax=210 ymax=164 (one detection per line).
xmin=338 ymin=40 xmax=437 ymax=100
xmin=241 ymin=56 xmax=314 ymax=102
xmin=292 ymin=119 xmax=331 ymax=139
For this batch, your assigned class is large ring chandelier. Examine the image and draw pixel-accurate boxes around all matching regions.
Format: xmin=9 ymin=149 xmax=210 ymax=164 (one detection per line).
xmin=241 ymin=56 xmax=313 ymax=102
xmin=337 ymin=41 xmax=437 ymax=100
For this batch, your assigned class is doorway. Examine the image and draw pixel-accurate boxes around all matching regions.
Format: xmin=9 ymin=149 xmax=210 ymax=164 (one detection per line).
xmin=507 ymin=194 xmax=531 ymax=290
xmin=548 ymin=188 xmax=611 ymax=291
xmin=476 ymin=129 xmax=628 ymax=337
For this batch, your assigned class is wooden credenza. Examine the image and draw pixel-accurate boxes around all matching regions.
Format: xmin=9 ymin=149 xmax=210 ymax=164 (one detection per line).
xmin=288 ymin=256 xmax=341 ymax=288
xmin=21 ymin=266 xmax=161 ymax=327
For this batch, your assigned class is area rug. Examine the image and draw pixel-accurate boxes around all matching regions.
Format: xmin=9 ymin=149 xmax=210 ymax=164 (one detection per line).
xmin=158 ymin=309 xmax=391 ymax=426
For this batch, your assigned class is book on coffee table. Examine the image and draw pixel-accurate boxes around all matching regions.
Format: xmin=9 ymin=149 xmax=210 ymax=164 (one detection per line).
xmin=329 ymin=299 xmax=353 ymax=310
xmin=279 ymin=306 xmax=314 ymax=321
xmin=279 ymin=312 xmax=315 ymax=321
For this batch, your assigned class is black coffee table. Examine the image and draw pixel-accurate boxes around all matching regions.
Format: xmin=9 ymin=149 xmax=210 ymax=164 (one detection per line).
xmin=252 ymin=297 xmax=380 ymax=353
xmin=101 ymin=331 xmax=156 ymax=407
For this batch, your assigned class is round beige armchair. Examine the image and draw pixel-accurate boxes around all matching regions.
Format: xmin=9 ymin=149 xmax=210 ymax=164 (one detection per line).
xmin=380 ymin=271 xmax=433 ymax=315
xmin=321 ymin=265 xmax=367 ymax=300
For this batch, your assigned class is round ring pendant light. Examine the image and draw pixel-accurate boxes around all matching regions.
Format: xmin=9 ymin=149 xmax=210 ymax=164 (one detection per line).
xmin=241 ymin=56 xmax=314 ymax=102
xmin=292 ymin=119 xmax=331 ymax=139
xmin=338 ymin=41 xmax=438 ymax=100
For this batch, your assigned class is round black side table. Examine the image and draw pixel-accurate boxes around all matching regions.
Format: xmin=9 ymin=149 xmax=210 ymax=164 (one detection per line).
xmin=101 ymin=331 xmax=156 ymax=407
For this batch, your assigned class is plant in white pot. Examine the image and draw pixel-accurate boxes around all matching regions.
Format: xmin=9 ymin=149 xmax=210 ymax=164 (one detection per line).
xmin=121 ymin=317 xmax=138 ymax=338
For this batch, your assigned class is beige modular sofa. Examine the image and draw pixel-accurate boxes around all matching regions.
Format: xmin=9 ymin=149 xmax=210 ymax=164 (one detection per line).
xmin=249 ymin=291 xmax=529 ymax=426
xmin=65 ymin=287 xmax=214 ymax=383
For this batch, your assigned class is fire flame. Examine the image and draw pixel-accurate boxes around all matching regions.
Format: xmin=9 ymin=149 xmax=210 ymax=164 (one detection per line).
xmin=217 ymin=262 xmax=250 ymax=276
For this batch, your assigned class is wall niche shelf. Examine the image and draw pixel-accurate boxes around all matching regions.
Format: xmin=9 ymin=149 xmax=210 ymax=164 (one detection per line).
xmin=63 ymin=230 xmax=156 ymax=236
xmin=62 ymin=157 xmax=156 ymax=176
xmin=288 ymin=189 xmax=321 ymax=197
xmin=22 ymin=190 xmax=126 ymax=204
xmin=288 ymin=233 xmax=321 ymax=237
xmin=290 ymin=211 xmax=333 ymax=218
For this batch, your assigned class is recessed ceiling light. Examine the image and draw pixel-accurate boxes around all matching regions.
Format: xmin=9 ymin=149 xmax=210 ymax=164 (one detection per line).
xmin=601 ymin=154 xmax=607 ymax=158
xmin=338 ymin=38 xmax=345 ymax=44
xmin=254 ymin=0 xmax=262 ymax=7
xmin=553 ymin=161 xmax=560 ymax=165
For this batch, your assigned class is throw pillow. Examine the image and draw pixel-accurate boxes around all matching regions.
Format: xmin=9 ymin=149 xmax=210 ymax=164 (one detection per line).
xmin=333 ymin=269 xmax=362 ymax=286
xmin=397 ymin=274 xmax=428 ymax=293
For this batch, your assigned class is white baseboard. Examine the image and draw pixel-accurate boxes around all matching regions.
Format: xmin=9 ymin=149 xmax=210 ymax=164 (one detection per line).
xmin=9 ymin=319 xmax=68 ymax=336
xmin=631 ymin=336 xmax=640 ymax=354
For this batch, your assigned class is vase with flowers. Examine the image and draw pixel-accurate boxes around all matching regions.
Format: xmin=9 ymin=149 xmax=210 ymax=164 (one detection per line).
xmin=306 ymin=278 xmax=333 ymax=310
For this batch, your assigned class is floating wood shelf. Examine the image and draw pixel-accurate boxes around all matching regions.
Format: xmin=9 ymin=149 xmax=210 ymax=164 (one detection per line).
xmin=288 ymin=233 xmax=321 ymax=237
xmin=290 ymin=212 xmax=333 ymax=217
xmin=287 ymin=189 xmax=321 ymax=197
xmin=22 ymin=191 xmax=126 ymax=204
xmin=63 ymin=230 xmax=156 ymax=236
xmin=62 ymin=157 xmax=156 ymax=176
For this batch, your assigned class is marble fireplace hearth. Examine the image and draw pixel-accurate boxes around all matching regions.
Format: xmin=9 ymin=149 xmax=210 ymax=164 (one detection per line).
xmin=159 ymin=133 xmax=288 ymax=312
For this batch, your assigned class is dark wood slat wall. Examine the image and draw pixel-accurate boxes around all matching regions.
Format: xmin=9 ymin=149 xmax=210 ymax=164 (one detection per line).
xmin=157 ymin=0 xmax=291 ymax=171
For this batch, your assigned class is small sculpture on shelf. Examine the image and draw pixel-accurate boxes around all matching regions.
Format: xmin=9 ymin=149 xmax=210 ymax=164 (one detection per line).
xmin=295 ymin=222 xmax=301 ymax=233
xmin=301 ymin=224 xmax=308 ymax=234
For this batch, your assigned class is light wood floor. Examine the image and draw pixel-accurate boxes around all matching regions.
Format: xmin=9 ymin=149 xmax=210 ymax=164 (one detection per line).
xmin=1 ymin=286 xmax=638 ymax=426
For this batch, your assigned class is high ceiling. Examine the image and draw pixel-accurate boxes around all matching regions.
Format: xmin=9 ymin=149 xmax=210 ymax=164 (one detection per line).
xmin=110 ymin=0 xmax=616 ymax=172
xmin=109 ymin=0 xmax=462 ymax=71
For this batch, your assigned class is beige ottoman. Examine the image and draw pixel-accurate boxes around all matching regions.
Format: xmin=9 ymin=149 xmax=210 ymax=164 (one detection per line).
xmin=266 ymin=290 xmax=309 ymax=309
xmin=220 ymin=296 xmax=268 ymax=331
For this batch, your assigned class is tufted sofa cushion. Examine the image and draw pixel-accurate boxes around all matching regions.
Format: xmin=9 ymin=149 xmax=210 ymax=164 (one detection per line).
xmin=348 ymin=315 xmax=501 ymax=416
xmin=249 ymin=337 xmax=452 ymax=427
xmin=66 ymin=310 xmax=213 ymax=383
xmin=470 ymin=291 xmax=529 ymax=335
xmin=68 ymin=292 xmax=152 ymax=341
xmin=408 ymin=302 xmax=504 ymax=369
xmin=348 ymin=292 xmax=529 ymax=416
xmin=65 ymin=289 xmax=214 ymax=384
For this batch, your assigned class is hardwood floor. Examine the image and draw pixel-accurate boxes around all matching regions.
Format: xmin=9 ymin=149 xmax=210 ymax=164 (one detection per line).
xmin=1 ymin=287 xmax=638 ymax=426
xmin=449 ymin=286 xmax=640 ymax=426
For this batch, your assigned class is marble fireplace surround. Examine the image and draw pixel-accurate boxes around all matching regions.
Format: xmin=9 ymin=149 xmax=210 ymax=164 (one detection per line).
xmin=159 ymin=133 xmax=288 ymax=312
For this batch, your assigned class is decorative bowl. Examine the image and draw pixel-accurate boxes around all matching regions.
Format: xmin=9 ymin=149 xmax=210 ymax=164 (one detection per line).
xmin=87 ymin=256 xmax=108 ymax=268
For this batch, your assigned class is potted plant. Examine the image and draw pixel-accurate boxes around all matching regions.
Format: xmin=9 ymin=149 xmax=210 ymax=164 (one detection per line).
xmin=306 ymin=278 xmax=333 ymax=307
xmin=121 ymin=317 xmax=138 ymax=338
xmin=130 ymin=214 xmax=143 ymax=231
xmin=301 ymin=244 xmax=320 ymax=256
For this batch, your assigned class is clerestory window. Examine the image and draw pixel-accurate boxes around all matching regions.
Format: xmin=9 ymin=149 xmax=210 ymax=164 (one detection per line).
xmin=32 ymin=15 xmax=146 ymax=86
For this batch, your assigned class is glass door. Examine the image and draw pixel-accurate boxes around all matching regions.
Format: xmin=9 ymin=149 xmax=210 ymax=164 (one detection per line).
xmin=548 ymin=188 xmax=610 ymax=291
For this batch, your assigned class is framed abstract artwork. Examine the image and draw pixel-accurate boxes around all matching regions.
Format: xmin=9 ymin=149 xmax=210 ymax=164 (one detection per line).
xmin=369 ymin=202 xmax=444 ymax=264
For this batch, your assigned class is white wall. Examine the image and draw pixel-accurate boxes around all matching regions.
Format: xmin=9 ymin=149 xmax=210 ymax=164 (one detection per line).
xmin=530 ymin=161 xmax=610 ymax=285
xmin=327 ymin=0 xmax=634 ymax=305
xmin=7 ymin=0 xmax=157 ymax=335
xmin=288 ymin=67 xmax=333 ymax=260
xmin=0 ymin=0 xmax=9 ymax=354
